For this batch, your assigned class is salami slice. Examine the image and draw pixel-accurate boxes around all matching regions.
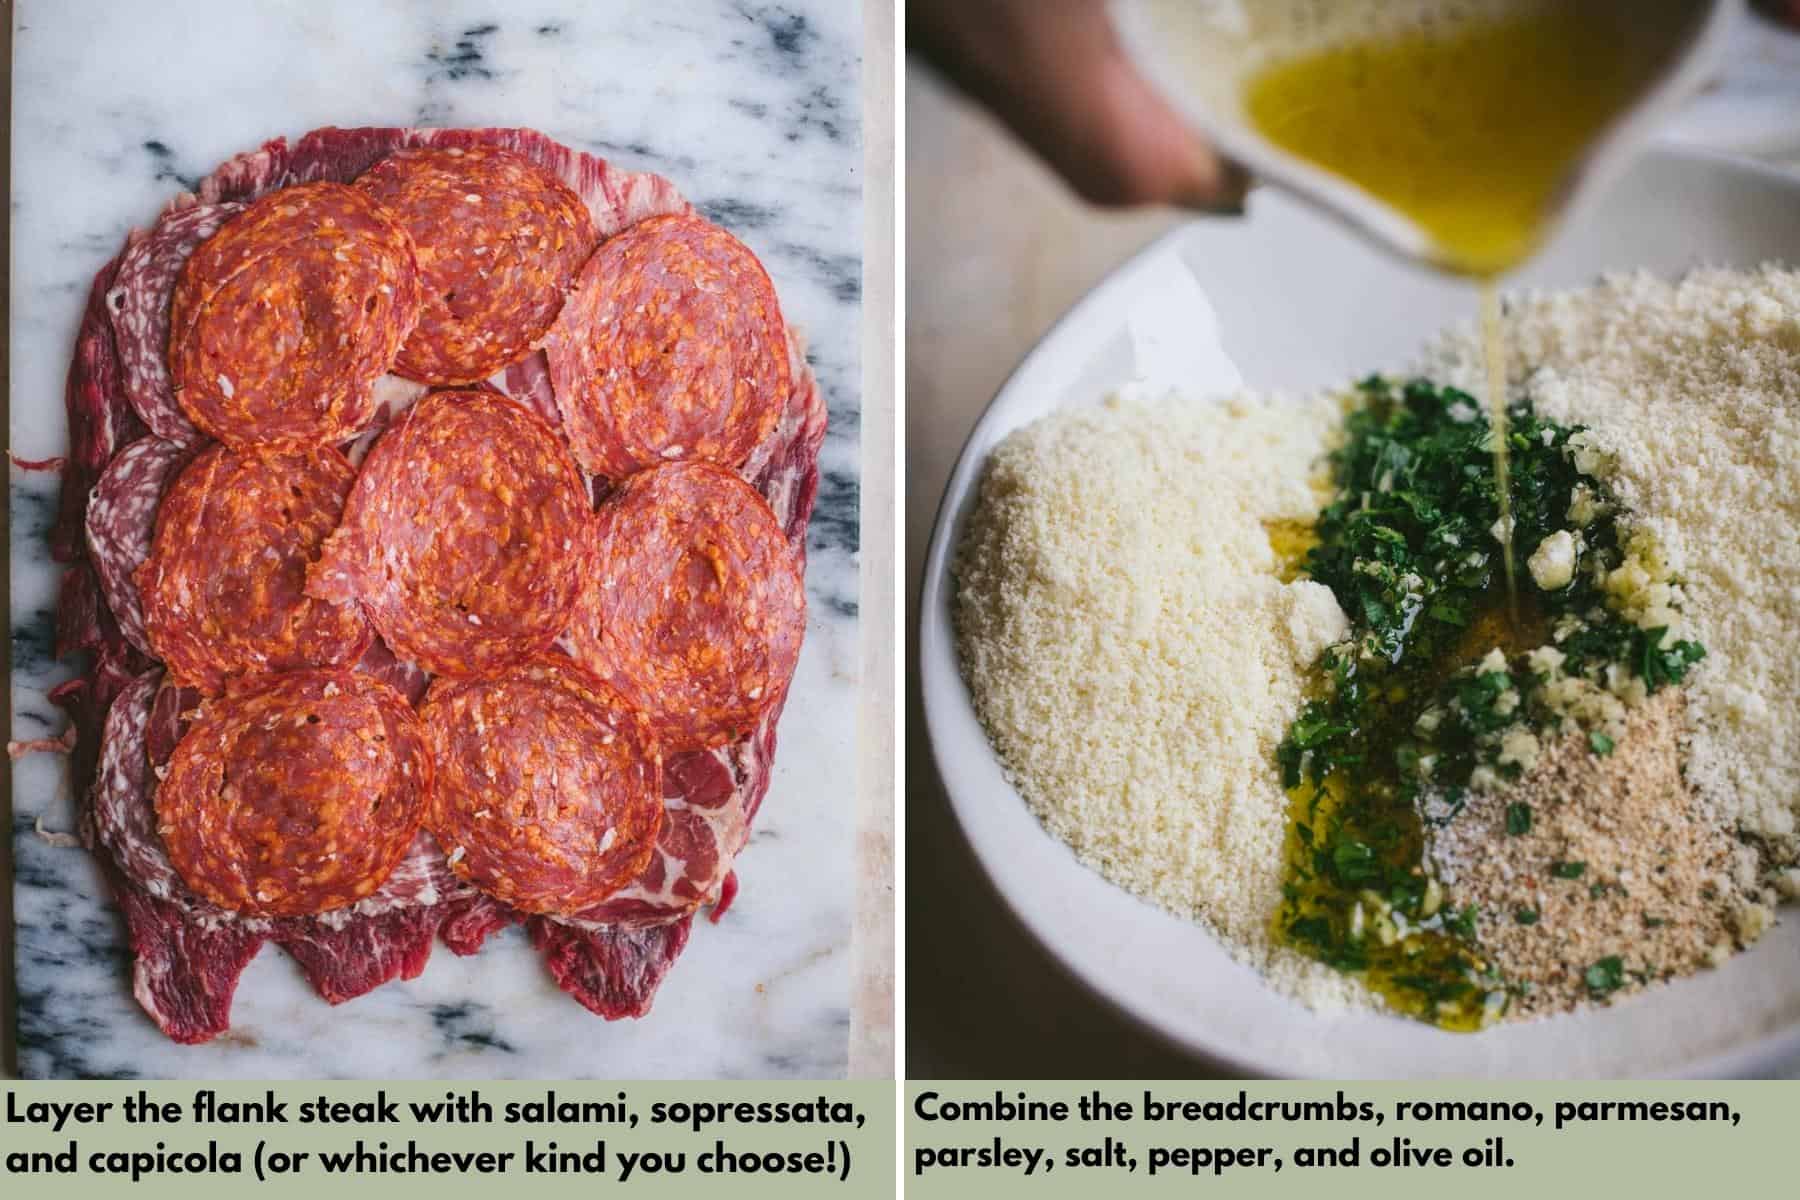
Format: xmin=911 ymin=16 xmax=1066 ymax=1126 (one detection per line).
xmin=84 ymin=436 xmax=196 ymax=657
xmin=197 ymin=126 xmax=690 ymax=237
xmin=420 ymin=656 xmax=662 ymax=915
xmin=355 ymin=145 xmax=597 ymax=385
xmin=566 ymin=461 xmax=805 ymax=752
xmin=137 ymin=444 xmax=373 ymax=693
xmin=107 ymin=202 xmax=244 ymax=445
xmin=145 ymin=678 xmax=471 ymax=921
xmin=309 ymin=390 xmax=590 ymax=678
xmin=155 ymin=670 xmax=430 ymax=918
xmin=57 ymin=249 xmax=148 ymax=564
xmin=544 ymin=213 xmax=789 ymax=479
xmin=168 ymin=182 xmax=421 ymax=448
xmin=94 ymin=672 xmax=210 ymax=914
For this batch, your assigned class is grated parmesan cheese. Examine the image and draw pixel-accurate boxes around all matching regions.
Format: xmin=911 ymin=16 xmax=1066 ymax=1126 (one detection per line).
xmin=1422 ymin=265 xmax=1800 ymax=863
xmin=953 ymin=388 xmax=1363 ymax=1007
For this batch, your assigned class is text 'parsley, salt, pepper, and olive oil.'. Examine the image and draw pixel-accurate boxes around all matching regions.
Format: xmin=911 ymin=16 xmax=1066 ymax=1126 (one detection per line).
xmin=1271 ymin=377 xmax=1706 ymax=1029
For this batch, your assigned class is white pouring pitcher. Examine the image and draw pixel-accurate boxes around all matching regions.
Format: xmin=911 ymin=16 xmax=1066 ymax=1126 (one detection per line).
xmin=1114 ymin=0 xmax=1740 ymax=273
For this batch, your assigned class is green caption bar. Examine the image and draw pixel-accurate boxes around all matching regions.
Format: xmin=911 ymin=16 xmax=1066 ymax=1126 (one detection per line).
xmin=904 ymin=1081 xmax=1791 ymax=1197
xmin=2 ymin=1081 xmax=895 ymax=1199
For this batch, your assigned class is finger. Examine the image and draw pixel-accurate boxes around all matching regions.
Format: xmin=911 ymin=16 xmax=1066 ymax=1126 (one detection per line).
xmin=1061 ymin=40 xmax=1250 ymax=211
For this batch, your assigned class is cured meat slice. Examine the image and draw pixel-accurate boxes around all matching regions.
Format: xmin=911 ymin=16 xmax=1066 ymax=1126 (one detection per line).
xmin=155 ymin=670 xmax=430 ymax=918
xmin=744 ymin=328 xmax=829 ymax=549
xmin=168 ymin=182 xmax=421 ymax=448
xmin=84 ymin=436 xmax=195 ymax=657
xmin=56 ymin=251 xmax=148 ymax=564
xmin=100 ymin=675 xmax=468 ymax=1028
xmin=197 ymin=126 xmax=689 ymax=238
xmin=562 ymin=705 xmax=776 ymax=930
xmin=146 ymin=675 xmax=201 ymax=769
xmin=107 ymin=202 xmax=244 ymax=445
xmin=88 ymin=673 xmax=265 ymax=1042
xmin=355 ymin=145 xmax=597 ymax=385
xmin=529 ymin=913 xmax=694 ymax=1019
xmin=137 ymin=444 xmax=372 ymax=693
xmin=496 ymin=351 xmax=559 ymax=427
xmin=544 ymin=213 xmax=790 ymax=479
xmin=420 ymin=656 xmax=663 ymax=915
xmin=309 ymin=390 xmax=589 ymax=678
xmin=94 ymin=673 xmax=212 ymax=913
xmin=567 ymin=461 xmax=805 ymax=752
xmin=144 ymin=678 xmax=466 ymax=919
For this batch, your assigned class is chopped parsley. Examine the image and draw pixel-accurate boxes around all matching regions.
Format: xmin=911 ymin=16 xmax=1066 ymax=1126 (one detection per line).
xmin=1551 ymin=861 xmax=1586 ymax=879
xmin=1271 ymin=376 xmax=1708 ymax=1031
xmin=1514 ymin=907 xmax=1539 ymax=926
xmin=1584 ymin=956 xmax=1627 ymax=996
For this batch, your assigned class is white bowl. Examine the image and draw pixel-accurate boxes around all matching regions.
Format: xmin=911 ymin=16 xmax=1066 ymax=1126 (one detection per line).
xmin=917 ymin=148 xmax=1800 ymax=1078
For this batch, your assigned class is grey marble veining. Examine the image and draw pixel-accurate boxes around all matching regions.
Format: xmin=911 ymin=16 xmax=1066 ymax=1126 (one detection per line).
xmin=10 ymin=0 xmax=862 ymax=1079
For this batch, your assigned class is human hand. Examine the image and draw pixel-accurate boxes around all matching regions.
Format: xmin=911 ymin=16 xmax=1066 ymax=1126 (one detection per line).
xmin=910 ymin=0 xmax=1248 ymax=210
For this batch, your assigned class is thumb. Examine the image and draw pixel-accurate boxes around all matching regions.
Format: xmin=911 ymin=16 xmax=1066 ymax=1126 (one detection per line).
xmin=913 ymin=0 xmax=1249 ymax=212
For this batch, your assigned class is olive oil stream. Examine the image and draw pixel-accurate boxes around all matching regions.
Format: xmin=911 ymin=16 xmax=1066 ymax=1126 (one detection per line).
xmin=1239 ymin=6 xmax=1665 ymax=1026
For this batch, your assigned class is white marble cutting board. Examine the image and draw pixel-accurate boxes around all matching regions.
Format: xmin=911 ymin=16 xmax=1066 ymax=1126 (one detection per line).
xmin=9 ymin=0 xmax=863 ymax=1079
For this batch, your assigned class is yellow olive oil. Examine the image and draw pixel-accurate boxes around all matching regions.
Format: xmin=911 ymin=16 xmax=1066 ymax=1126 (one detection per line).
xmin=1263 ymin=518 xmax=1319 ymax=583
xmin=1269 ymin=524 xmax=1550 ymax=1029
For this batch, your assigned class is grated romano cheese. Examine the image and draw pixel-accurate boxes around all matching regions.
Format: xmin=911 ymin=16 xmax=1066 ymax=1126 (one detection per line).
xmin=1422 ymin=265 xmax=1800 ymax=864
xmin=953 ymin=388 xmax=1363 ymax=1006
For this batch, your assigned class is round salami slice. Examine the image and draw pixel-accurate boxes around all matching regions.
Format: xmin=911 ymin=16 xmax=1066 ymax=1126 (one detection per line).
xmin=84 ymin=436 xmax=197 ymax=657
xmin=168 ymin=182 xmax=421 ymax=448
xmin=136 ymin=443 xmax=373 ymax=693
xmin=94 ymin=672 xmax=198 ymax=909
xmin=107 ymin=202 xmax=244 ymax=445
xmin=355 ymin=145 xmax=597 ymax=385
xmin=155 ymin=670 xmax=430 ymax=918
xmin=308 ymin=390 xmax=590 ymax=679
xmin=566 ymin=461 xmax=805 ymax=751
xmin=544 ymin=213 xmax=789 ymax=479
xmin=420 ymin=655 xmax=662 ymax=915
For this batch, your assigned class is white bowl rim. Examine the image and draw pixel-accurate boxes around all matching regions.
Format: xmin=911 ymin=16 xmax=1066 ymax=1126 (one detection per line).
xmin=916 ymin=146 xmax=1800 ymax=1079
